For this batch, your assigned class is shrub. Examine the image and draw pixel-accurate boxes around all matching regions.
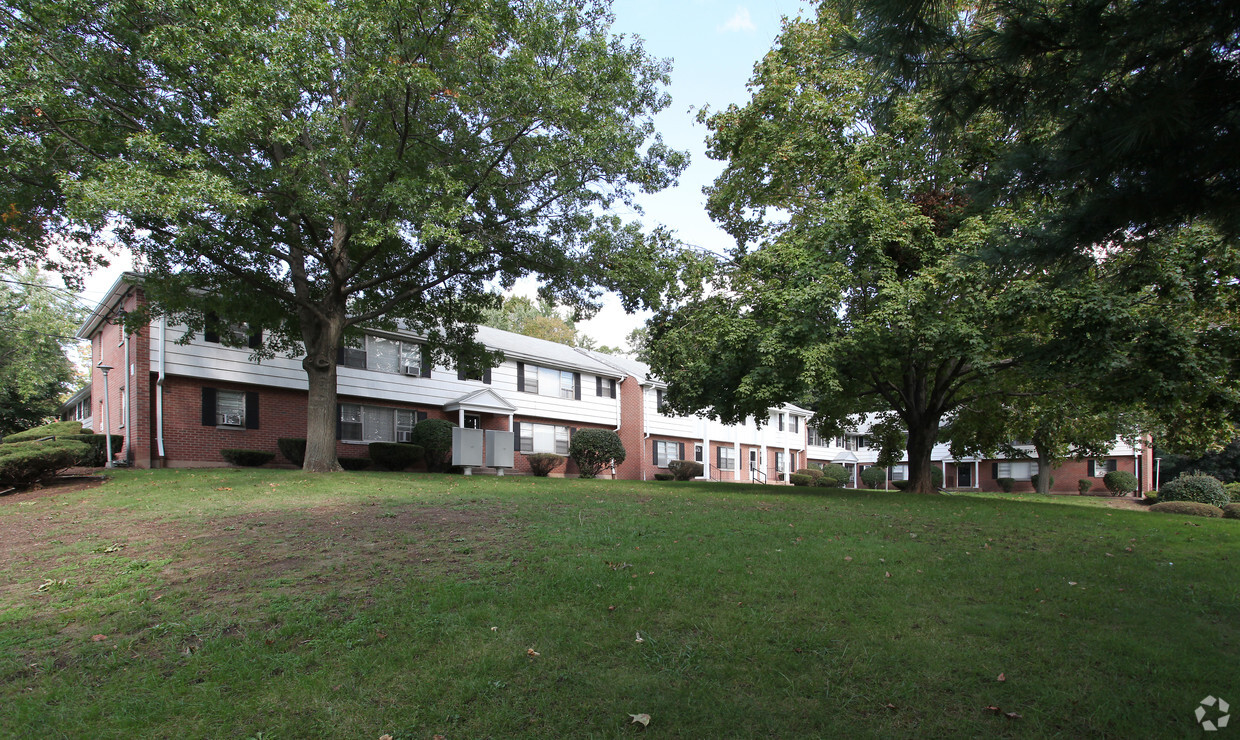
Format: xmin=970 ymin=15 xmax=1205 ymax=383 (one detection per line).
xmin=930 ymin=466 xmax=944 ymax=488
xmin=789 ymin=473 xmax=813 ymax=486
xmin=526 ymin=453 xmax=565 ymax=477
xmin=794 ymin=467 xmax=824 ymax=482
xmin=2 ymin=420 xmax=84 ymax=443
xmin=1144 ymin=490 xmax=1159 ymax=503
xmin=860 ymin=466 xmax=887 ymax=489
xmin=892 ymin=480 xmax=910 ymax=490
xmin=1222 ymin=503 xmax=1240 ymax=519
xmin=368 ymin=442 xmax=424 ymax=471
xmin=1148 ymin=501 xmax=1223 ymax=518
xmin=1030 ymin=472 xmax=1054 ymax=491
xmin=1159 ymin=473 xmax=1229 ymax=507
xmin=1225 ymin=482 xmax=1240 ymax=501
xmin=1103 ymin=470 xmax=1139 ymax=496
xmin=410 ymin=419 xmax=455 ymax=472
xmin=1078 ymin=478 xmax=1093 ymax=495
xmin=996 ymin=477 xmax=1016 ymax=493
xmin=653 ymin=472 xmax=674 ymax=481
xmin=338 ymin=457 xmax=371 ymax=471
xmin=568 ymin=429 xmax=626 ymax=478
xmin=278 ymin=438 xmax=307 ymax=466
xmin=667 ymin=460 xmax=704 ymax=481
xmin=821 ymin=464 xmax=851 ymax=487
xmin=814 ymin=474 xmax=844 ymax=489
xmin=43 ymin=434 xmax=124 ymax=466
xmin=220 ymin=448 xmax=275 ymax=467
xmin=0 ymin=440 xmax=92 ymax=488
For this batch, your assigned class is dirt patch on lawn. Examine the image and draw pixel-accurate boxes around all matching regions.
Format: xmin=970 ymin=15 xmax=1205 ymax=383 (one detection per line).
xmin=0 ymin=493 xmax=522 ymax=615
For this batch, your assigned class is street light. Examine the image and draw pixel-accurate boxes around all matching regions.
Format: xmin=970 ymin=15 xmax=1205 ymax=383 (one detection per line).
xmin=97 ymin=362 xmax=114 ymax=468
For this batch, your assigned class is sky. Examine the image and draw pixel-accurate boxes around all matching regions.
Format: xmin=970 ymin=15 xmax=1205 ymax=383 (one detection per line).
xmin=70 ymin=0 xmax=814 ymax=350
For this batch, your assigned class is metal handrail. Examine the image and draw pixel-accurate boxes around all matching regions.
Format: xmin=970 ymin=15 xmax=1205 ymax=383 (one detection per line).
xmin=750 ymin=468 xmax=767 ymax=484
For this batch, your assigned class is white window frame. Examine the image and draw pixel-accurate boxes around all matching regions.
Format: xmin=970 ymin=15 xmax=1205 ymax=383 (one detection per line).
xmin=997 ymin=460 xmax=1039 ymax=481
xmin=890 ymin=463 xmax=908 ymax=481
xmin=217 ymin=389 xmax=246 ymax=428
xmin=340 ymin=403 xmax=422 ymax=443
xmin=718 ymin=446 xmax=736 ymax=471
xmin=654 ymin=440 xmax=680 ymax=468
xmin=775 ymin=451 xmax=786 ymax=473
xmin=518 ymin=423 xmax=571 ymax=454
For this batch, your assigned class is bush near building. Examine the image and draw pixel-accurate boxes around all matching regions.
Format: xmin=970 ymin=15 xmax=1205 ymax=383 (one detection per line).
xmin=568 ymin=429 xmax=626 ymax=479
xmin=1159 ymin=473 xmax=1229 ymax=508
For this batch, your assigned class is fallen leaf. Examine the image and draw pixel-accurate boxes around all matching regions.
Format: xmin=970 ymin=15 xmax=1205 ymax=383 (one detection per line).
xmin=629 ymin=713 xmax=651 ymax=727
xmin=1005 ymin=711 xmax=1022 ymax=719
xmin=885 ymin=703 xmax=897 ymax=710
xmin=491 ymin=626 xmax=498 ymax=631
xmin=635 ymin=632 xmax=644 ymax=643
xmin=844 ymin=556 xmax=852 ymax=562
xmin=375 ymin=630 xmax=386 ymax=640
xmin=885 ymin=571 xmax=892 ymax=578
xmin=380 ymin=735 xmax=393 ymax=740
xmin=91 ymin=634 xmax=107 ymax=642
xmin=1068 ymin=581 xmax=1077 ymax=586
xmin=985 ymin=705 xmax=1002 ymax=714
xmin=997 ymin=673 xmax=1006 ymax=682
xmin=608 ymin=605 xmax=616 ymax=611
xmin=527 ymin=648 xmax=540 ymax=657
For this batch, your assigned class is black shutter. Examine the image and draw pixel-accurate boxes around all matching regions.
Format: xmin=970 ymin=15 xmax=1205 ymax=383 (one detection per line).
xmin=248 ymin=328 xmax=262 ymax=349
xmin=335 ymin=404 xmax=342 ymax=440
xmin=516 ymin=362 xmax=525 ymax=392
xmin=610 ymin=379 xmax=617 ymax=399
xmin=652 ymin=439 xmax=659 ymax=466
xmin=420 ymin=346 xmax=432 ymax=378
xmin=204 ymin=312 xmax=220 ymax=343
xmin=678 ymin=442 xmax=685 ymax=461
xmin=513 ymin=421 xmax=522 ymax=452
xmin=1088 ymin=460 xmax=1096 ymax=477
xmin=201 ymin=387 xmax=216 ymax=426
xmin=596 ymin=376 xmax=603 ymax=396
xmin=992 ymin=462 xmax=999 ymax=479
xmin=483 ymin=366 xmax=492 ymax=385
xmin=716 ymin=446 xmax=723 ymax=469
xmin=416 ymin=411 xmax=428 ymax=423
xmin=573 ymin=372 xmax=581 ymax=400
xmin=336 ymin=346 xmax=345 ymax=365
xmin=244 ymin=391 xmax=259 ymax=429
xmin=656 ymin=388 xmax=663 ymax=411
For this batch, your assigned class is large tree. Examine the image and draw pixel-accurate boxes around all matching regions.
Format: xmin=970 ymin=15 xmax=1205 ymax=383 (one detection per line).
xmin=3 ymin=0 xmax=688 ymax=471
xmin=844 ymin=0 xmax=1240 ymax=256
xmin=0 ymin=269 xmax=84 ymax=436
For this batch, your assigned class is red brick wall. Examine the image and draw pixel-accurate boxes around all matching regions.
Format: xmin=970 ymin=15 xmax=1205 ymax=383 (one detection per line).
xmin=973 ymin=456 xmax=1142 ymax=493
xmin=614 ymin=376 xmax=646 ymax=480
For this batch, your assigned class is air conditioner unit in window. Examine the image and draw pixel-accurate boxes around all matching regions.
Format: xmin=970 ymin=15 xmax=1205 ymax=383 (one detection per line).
xmin=220 ymin=413 xmax=242 ymax=426
xmin=401 ymin=364 xmax=421 ymax=376
xmin=397 ymin=431 xmax=413 ymax=443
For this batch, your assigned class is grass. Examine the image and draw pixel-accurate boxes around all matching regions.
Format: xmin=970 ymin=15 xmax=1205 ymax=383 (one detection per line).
xmin=1 ymin=469 xmax=1237 ymax=738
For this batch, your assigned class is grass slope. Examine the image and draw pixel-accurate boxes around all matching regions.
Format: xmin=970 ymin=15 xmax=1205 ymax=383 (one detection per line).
xmin=1 ymin=470 xmax=1236 ymax=738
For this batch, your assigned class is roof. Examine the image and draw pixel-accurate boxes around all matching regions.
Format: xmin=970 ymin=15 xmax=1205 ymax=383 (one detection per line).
xmin=76 ymin=271 xmax=143 ymax=339
xmin=578 ymin=348 xmax=652 ymax=383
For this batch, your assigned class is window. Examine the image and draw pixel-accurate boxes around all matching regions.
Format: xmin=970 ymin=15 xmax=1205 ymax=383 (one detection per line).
xmin=997 ymin=460 xmax=1039 ymax=480
xmin=777 ymin=413 xmax=785 ymax=431
xmin=516 ymin=422 xmax=571 ymax=454
xmin=339 ymin=404 xmax=425 ymax=442
xmin=789 ymin=416 xmax=799 ymax=433
xmin=517 ymin=363 xmax=578 ymax=399
xmin=694 ymin=444 xmax=703 ymax=463
xmin=655 ymin=388 xmax=666 ymax=413
xmin=807 ymin=426 xmax=826 ymax=447
xmin=201 ymin=387 xmax=258 ymax=429
xmin=338 ymin=335 xmax=429 ymax=377
xmin=653 ymin=440 xmax=682 ymax=467
xmin=1090 ymin=459 xmax=1118 ymax=477
xmin=717 ymin=446 xmax=736 ymax=471
xmin=775 ymin=451 xmax=786 ymax=473
xmin=891 ymin=464 xmax=908 ymax=481
xmin=595 ymin=376 xmax=617 ymax=398
xmin=203 ymin=312 xmax=260 ymax=347
xmin=216 ymin=390 xmax=246 ymax=427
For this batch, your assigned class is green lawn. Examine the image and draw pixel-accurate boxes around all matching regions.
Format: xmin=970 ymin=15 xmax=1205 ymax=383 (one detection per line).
xmin=1 ymin=470 xmax=1236 ymax=738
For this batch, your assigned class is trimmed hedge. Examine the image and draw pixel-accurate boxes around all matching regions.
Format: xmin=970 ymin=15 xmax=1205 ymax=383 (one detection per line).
xmin=410 ymin=419 xmax=454 ymax=472
xmin=526 ymin=453 xmax=564 ymax=477
xmin=368 ymin=442 xmax=424 ymax=471
xmin=3 ymin=420 xmax=84 ymax=443
xmin=1078 ymin=478 xmax=1093 ymax=495
xmin=1144 ymin=490 xmax=1159 ymax=503
xmin=0 ymin=440 xmax=93 ymax=487
xmin=821 ymin=464 xmax=851 ymax=487
xmin=1148 ymin=501 xmax=1224 ymax=517
xmin=1159 ymin=473 xmax=1229 ymax=508
xmin=790 ymin=473 xmax=814 ymax=486
xmin=996 ymin=477 xmax=1016 ymax=493
xmin=338 ymin=457 xmax=371 ymax=471
xmin=1030 ymin=472 xmax=1054 ymax=491
xmin=813 ymin=475 xmax=844 ymax=489
xmin=1225 ymin=482 xmax=1240 ymax=500
xmin=1222 ymin=503 xmax=1240 ymax=519
xmin=667 ymin=460 xmax=703 ymax=481
xmin=860 ymin=467 xmax=886 ymax=489
xmin=1103 ymin=470 xmax=1138 ymax=496
xmin=568 ymin=429 xmax=626 ymax=479
xmin=220 ymin=448 xmax=275 ymax=467
xmin=35 ymin=434 xmax=124 ymax=466
xmin=278 ymin=438 xmax=307 ymax=466
xmin=653 ymin=472 xmax=674 ymax=481
xmin=794 ymin=467 xmax=824 ymax=482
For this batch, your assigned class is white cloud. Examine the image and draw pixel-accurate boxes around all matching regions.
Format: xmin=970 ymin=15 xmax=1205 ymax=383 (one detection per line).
xmin=718 ymin=6 xmax=756 ymax=33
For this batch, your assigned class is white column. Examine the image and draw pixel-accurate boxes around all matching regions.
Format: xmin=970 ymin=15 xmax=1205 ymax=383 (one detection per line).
xmin=784 ymin=446 xmax=791 ymax=483
xmin=734 ymin=437 xmax=741 ymax=483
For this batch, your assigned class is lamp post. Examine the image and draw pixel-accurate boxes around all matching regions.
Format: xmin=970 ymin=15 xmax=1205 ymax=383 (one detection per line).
xmin=97 ymin=362 xmax=114 ymax=468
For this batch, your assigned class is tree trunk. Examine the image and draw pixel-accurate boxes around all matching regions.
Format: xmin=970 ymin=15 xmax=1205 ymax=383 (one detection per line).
xmin=1034 ymin=444 xmax=1054 ymax=494
xmin=905 ymin=418 xmax=941 ymax=494
xmin=300 ymin=310 xmax=345 ymax=473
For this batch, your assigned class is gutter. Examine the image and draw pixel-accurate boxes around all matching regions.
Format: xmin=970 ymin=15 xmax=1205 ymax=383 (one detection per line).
xmin=156 ymin=316 xmax=167 ymax=459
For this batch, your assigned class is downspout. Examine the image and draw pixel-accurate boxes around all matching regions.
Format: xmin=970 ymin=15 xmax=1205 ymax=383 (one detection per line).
xmin=641 ymin=383 xmax=651 ymax=481
xmin=612 ymin=377 xmax=622 ymax=480
xmin=122 ymin=322 xmax=131 ymax=462
xmin=156 ymin=316 xmax=166 ymax=460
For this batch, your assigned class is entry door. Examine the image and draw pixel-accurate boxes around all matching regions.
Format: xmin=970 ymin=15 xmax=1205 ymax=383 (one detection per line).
xmin=749 ymin=449 xmax=758 ymax=471
xmin=464 ymin=414 xmax=481 ymax=429
xmin=957 ymin=466 xmax=971 ymax=488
